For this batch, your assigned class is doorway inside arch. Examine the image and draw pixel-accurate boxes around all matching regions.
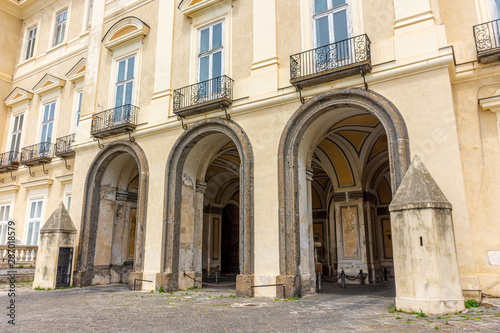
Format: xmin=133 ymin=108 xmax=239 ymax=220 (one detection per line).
xmin=308 ymin=111 xmax=395 ymax=293
xmin=221 ymin=203 xmax=240 ymax=274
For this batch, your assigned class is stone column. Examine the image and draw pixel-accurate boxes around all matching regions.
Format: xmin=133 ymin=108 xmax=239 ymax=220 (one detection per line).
xmin=34 ymin=203 xmax=77 ymax=289
xmin=389 ymin=156 xmax=465 ymax=314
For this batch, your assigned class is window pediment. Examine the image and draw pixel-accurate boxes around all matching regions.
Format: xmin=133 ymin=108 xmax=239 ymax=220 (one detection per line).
xmin=178 ymin=0 xmax=230 ymax=17
xmin=102 ymin=17 xmax=150 ymax=51
xmin=4 ymin=87 xmax=34 ymax=107
xmin=66 ymin=58 xmax=86 ymax=82
xmin=33 ymin=74 xmax=66 ymax=95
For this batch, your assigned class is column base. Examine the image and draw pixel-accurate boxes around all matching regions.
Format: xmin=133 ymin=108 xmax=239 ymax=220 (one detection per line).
xmin=276 ymin=275 xmax=299 ymax=299
xmin=155 ymin=273 xmax=177 ymax=292
xmin=73 ymin=269 xmax=93 ymax=287
xmin=396 ymin=296 xmax=466 ymax=315
xmin=128 ymin=272 xmax=144 ymax=290
xmin=236 ymin=275 xmax=254 ymax=297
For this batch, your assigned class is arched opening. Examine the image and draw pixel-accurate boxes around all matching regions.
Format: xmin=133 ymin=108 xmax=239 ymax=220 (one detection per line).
xmin=278 ymin=88 xmax=410 ymax=298
xmin=158 ymin=119 xmax=254 ymax=296
xmin=74 ymin=141 xmax=149 ymax=288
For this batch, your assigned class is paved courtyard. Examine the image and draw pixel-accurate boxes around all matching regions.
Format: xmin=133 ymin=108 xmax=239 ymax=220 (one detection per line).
xmin=0 ymin=280 xmax=499 ymax=332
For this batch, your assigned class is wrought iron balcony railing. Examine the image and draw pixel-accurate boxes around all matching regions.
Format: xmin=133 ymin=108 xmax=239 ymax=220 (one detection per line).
xmin=21 ymin=142 xmax=53 ymax=166
xmin=474 ymin=19 xmax=500 ymax=64
xmin=0 ymin=151 xmax=20 ymax=172
xmin=91 ymin=104 xmax=138 ymax=139
xmin=173 ymin=75 xmax=234 ymax=117
xmin=55 ymin=134 xmax=75 ymax=158
xmin=290 ymin=34 xmax=371 ymax=88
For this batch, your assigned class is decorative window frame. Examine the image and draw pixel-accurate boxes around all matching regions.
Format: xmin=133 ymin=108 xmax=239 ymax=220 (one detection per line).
xmin=49 ymin=5 xmax=71 ymax=50
xmin=188 ymin=4 xmax=232 ymax=85
xmin=33 ymin=74 xmax=66 ymax=95
xmin=66 ymin=58 xmax=86 ymax=82
xmin=7 ymin=112 xmax=25 ymax=155
xmin=23 ymin=24 xmax=38 ymax=61
xmin=23 ymin=195 xmax=46 ymax=246
xmin=33 ymin=75 xmax=65 ymax=146
xmin=107 ymin=50 xmax=141 ymax=110
xmin=102 ymin=16 xmax=150 ymax=51
xmin=4 ymin=87 xmax=33 ymax=107
xmin=179 ymin=0 xmax=230 ymax=18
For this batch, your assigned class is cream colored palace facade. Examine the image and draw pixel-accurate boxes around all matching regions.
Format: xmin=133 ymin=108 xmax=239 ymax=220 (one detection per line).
xmin=0 ymin=0 xmax=500 ymax=311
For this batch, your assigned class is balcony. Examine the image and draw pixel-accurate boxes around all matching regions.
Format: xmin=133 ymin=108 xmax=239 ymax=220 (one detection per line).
xmin=91 ymin=104 xmax=138 ymax=139
xmin=0 ymin=151 xmax=20 ymax=172
xmin=290 ymin=34 xmax=371 ymax=89
xmin=55 ymin=134 xmax=75 ymax=158
xmin=21 ymin=142 xmax=53 ymax=166
xmin=173 ymin=75 xmax=234 ymax=117
xmin=474 ymin=19 xmax=500 ymax=64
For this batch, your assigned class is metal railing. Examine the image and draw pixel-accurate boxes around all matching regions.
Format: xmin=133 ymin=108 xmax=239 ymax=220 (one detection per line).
xmin=91 ymin=104 xmax=138 ymax=134
xmin=290 ymin=34 xmax=371 ymax=80
xmin=0 ymin=151 xmax=20 ymax=169
xmin=173 ymin=75 xmax=234 ymax=111
xmin=55 ymin=134 xmax=75 ymax=156
xmin=21 ymin=142 xmax=52 ymax=163
xmin=474 ymin=19 xmax=500 ymax=54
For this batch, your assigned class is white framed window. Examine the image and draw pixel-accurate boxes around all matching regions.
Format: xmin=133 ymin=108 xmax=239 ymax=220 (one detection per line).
xmin=198 ymin=20 xmax=224 ymax=83
xmin=26 ymin=199 xmax=43 ymax=245
xmin=87 ymin=0 xmax=93 ymax=29
xmin=75 ymin=91 xmax=82 ymax=133
xmin=53 ymin=9 xmax=68 ymax=46
xmin=115 ymin=54 xmax=136 ymax=108
xmin=0 ymin=204 xmax=11 ymax=245
xmin=25 ymin=26 xmax=37 ymax=60
xmin=40 ymin=102 xmax=56 ymax=144
xmin=10 ymin=113 xmax=24 ymax=153
xmin=312 ymin=0 xmax=350 ymax=48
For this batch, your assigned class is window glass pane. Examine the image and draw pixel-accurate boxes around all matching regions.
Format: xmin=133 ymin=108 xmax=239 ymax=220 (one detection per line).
xmin=60 ymin=22 xmax=66 ymax=42
xmin=117 ymin=60 xmax=126 ymax=82
xmin=213 ymin=23 xmax=222 ymax=49
xmin=316 ymin=16 xmax=330 ymax=47
xmin=0 ymin=225 xmax=6 ymax=244
xmin=125 ymin=82 xmax=133 ymax=105
xmin=199 ymin=56 xmax=210 ymax=82
xmin=50 ymin=103 xmax=56 ymax=119
xmin=40 ymin=126 xmax=47 ymax=143
xmin=315 ymin=0 xmax=328 ymax=14
xmin=4 ymin=206 xmax=10 ymax=219
xmin=78 ymin=92 xmax=82 ymax=111
xmin=66 ymin=196 xmax=71 ymax=212
xmin=27 ymin=223 xmax=33 ymax=245
xmin=126 ymin=56 xmax=135 ymax=80
xmin=47 ymin=123 xmax=53 ymax=142
xmin=13 ymin=117 xmax=18 ymax=132
xmin=36 ymin=201 xmax=42 ymax=218
xmin=76 ymin=112 xmax=81 ymax=127
xmin=18 ymin=114 xmax=24 ymax=130
xmin=200 ymin=28 xmax=210 ymax=53
xmin=212 ymin=51 xmax=222 ymax=78
xmin=30 ymin=202 xmax=36 ymax=219
xmin=43 ymin=105 xmax=49 ymax=122
xmin=333 ymin=10 xmax=348 ymax=42
xmin=33 ymin=222 xmax=40 ymax=245
xmin=0 ymin=207 xmax=4 ymax=220
xmin=115 ymin=85 xmax=124 ymax=107
xmin=332 ymin=0 xmax=346 ymax=8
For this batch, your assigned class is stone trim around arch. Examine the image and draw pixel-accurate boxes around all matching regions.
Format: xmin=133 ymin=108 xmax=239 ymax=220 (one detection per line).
xmin=74 ymin=141 xmax=149 ymax=288
xmin=157 ymin=118 xmax=254 ymax=296
xmin=277 ymin=88 xmax=411 ymax=297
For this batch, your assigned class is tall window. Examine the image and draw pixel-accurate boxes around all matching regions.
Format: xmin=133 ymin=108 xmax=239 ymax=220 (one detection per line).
xmin=87 ymin=0 xmax=93 ymax=29
xmin=10 ymin=113 xmax=24 ymax=153
xmin=41 ymin=102 xmax=56 ymax=144
xmin=114 ymin=55 xmax=135 ymax=124
xmin=53 ymin=10 xmax=68 ymax=46
xmin=25 ymin=26 xmax=37 ymax=60
xmin=75 ymin=91 xmax=82 ymax=132
xmin=26 ymin=199 xmax=43 ymax=246
xmin=198 ymin=21 xmax=223 ymax=84
xmin=65 ymin=194 xmax=72 ymax=212
xmin=0 ymin=204 xmax=11 ymax=244
xmin=313 ymin=0 xmax=350 ymax=48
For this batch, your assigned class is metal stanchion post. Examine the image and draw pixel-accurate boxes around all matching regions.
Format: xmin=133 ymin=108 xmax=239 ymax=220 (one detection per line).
xmin=360 ymin=270 xmax=364 ymax=285
xmin=317 ymin=273 xmax=322 ymax=292
xmin=341 ymin=269 xmax=346 ymax=288
xmin=384 ymin=268 xmax=388 ymax=281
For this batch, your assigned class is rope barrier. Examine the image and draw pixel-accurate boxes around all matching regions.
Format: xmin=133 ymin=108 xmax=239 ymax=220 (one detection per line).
xmin=183 ymin=272 xmax=237 ymax=287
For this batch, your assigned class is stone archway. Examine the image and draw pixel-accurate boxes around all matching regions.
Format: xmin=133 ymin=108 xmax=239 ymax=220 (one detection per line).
xmin=157 ymin=118 xmax=254 ymax=296
xmin=74 ymin=141 xmax=149 ymax=288
xmin=277 ymin=88 xmax=410 ymax=297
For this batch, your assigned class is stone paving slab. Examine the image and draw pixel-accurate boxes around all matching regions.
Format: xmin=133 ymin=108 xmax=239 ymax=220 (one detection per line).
xmin=0 ymin=282 xmax=498 ymax=332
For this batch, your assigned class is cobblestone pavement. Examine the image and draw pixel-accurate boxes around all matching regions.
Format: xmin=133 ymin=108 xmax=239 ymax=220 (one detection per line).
xmin=0 ymin=281 xmax=499 ymax=332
